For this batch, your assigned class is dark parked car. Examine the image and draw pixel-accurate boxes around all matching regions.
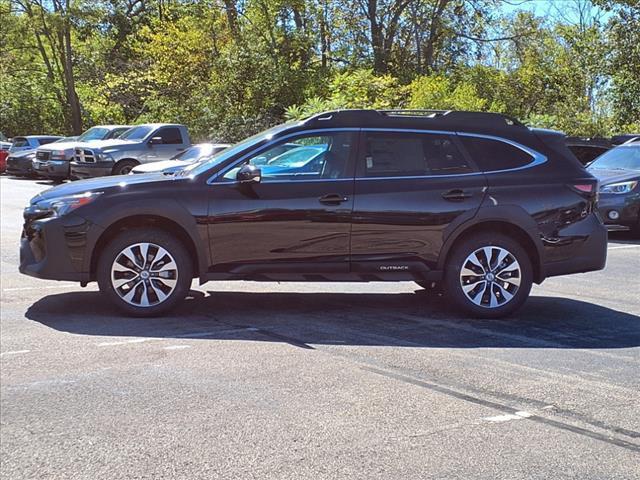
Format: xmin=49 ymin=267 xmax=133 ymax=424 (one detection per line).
xmin=6 ymin=137 xmax=74 ymax=177
xmin=565 ymin=136 xmax=611 ymax=165
xmin=20 ymin=109 xmax=607 ymax=318
xmin=587 ymin=139 xmax=640 ymax=235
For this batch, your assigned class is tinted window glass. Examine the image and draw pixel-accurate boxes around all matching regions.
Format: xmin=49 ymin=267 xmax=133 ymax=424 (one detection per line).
xmin=157 ymin=127 xmax=183 ymax=145
xmin=362 ymin=132 xmax=472 ymax=177
xmin=11 ymin=137 xmax=29 ymax=148
xmin=37 ymin=137 xmax=60 ymax=146
xmin=460 ymin=136 xmax=533 ymax=171
xmin=223 ymin=133 xmax=354 ymax=181
xmin=108 ymin=128 xmax=129 ymax=139
xmin=78 ymin=127 xmax=109 ymax=142
xmin=120 ymin=126 xmax=153 ymax=140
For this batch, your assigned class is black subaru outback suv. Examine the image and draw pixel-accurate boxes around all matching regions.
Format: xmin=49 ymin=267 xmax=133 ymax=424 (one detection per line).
xmin=20 ymin=110 xmax=607 ymax=318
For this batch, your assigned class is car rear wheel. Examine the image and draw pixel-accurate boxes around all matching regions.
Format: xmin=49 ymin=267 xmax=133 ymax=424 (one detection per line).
xmin=97 ymin=228 xmax=193 ymax=316
xmin=444 ymin=233 xmax=532 ymax=318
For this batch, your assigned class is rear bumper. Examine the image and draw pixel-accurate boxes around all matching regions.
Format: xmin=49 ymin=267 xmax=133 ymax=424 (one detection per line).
xmin=70 ymin=161 xmax=113 ymax=179
xmin=543 ymin=213 xmax=608 ymax=279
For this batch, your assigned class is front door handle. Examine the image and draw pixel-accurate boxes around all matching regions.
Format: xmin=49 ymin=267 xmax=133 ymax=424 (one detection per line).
xmin=442 ymin=189 xmax=473 ymax=201
xmin=319 ymin=194 xmax=349 ymax=205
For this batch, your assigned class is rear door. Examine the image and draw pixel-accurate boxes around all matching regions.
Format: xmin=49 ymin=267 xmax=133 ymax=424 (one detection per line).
xmin=351 ymin=130 xmax=487 ymax=277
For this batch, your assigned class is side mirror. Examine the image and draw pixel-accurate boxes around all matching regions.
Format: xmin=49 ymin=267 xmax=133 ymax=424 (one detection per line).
xmin=148 ymin=136 xmax=163 ymax=146
xmin=237 ymin=164 xmax=261 ymax=183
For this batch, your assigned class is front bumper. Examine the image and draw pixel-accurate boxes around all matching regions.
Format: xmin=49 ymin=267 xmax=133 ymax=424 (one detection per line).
xmin=70 ymin=161 xmax=114 ymax=179
xmin=19 ymin=213 xmax=102 ymax=283
xmin=597 ymin=192 xmax=640 ymax=230
xmin=32 ymin=159 xmax=70 ymax=179
xmin=6 ymin=156 xmax=35 ymax=176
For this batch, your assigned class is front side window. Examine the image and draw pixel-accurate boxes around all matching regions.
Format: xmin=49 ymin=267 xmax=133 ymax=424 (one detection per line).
xmin=156 ymin=127 xmax=183 ymax=145
xmin=11 ymin=137 xmax=29 ymax=148
xmin=361 ymin=132 xmax=472 ymax=177
xmin=222 ymin=132 xmax=354 ymax=181
xmin=108 ymin=128 xmax=130 ymax=139
xmin=459 ymin=136 xmax=533 ymax=172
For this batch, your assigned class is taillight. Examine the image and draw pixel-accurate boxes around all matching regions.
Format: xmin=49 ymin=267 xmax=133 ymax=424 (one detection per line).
xmin=573 ymin=184 xmax=595 ymax=193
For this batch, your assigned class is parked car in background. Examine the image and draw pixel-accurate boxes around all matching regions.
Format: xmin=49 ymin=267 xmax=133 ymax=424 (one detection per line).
xmin=611 ymin=134 xmax=640 ymax=145
xmin=20 ymin=109 xmax=607 ymax=318
xmin=0 ymin=149 xmax=8 ymax=174
xmin=588 ymin=138 xmax=640 ymax=235
xmin=6 ymin=137 xmax=75 ymax=177
xmin=33 ymin=126 xmax=130 ymax=181
xmin=9 ymin=135 xmax=63 ymax=154
xmin=71 ymin=123 xmax=191 ymax=178
xmin=131 ymin=143 xmax=229 ymax=174
xmin=565 ymin=136 xmax=611 ymax=165
xmin=0 ymin=132 xmax=10 ymax=172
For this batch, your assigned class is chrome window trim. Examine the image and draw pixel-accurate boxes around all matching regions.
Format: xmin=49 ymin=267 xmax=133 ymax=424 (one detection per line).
xmin=206 ymin=127 xmax=547 ymax=185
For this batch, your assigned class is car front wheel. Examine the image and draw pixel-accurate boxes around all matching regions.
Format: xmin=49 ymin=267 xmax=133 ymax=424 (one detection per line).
xmin=97 ymin=228 xmax=193 ymax=316
xmin=444 ymin=233 xmax=533 ymax=318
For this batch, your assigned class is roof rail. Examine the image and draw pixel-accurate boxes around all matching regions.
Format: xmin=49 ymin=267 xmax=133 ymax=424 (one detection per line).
xmin=303 ymin=109 xmax=526 ymax=129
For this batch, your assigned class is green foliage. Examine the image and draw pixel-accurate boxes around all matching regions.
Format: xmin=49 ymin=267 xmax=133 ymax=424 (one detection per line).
xmin=1 ymin=0 xmax=638 ymax=140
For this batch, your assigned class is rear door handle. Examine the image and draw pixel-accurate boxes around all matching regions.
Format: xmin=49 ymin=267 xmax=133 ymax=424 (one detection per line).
xmin=442 ymin=189 xmax=472 ymax=201
xmin=319 ymin=194 xmax=349 ymax=205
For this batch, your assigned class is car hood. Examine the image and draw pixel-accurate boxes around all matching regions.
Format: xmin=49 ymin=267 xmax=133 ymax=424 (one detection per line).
xmin=75 ymin=139 xmax=139 ymax=151
xmin=587 ymin=168 xmax=640 ymax=185
xmin=132 ymin=159 xmax=190 ymax=173
xmin=10 ymin=148 xmax=37 ymax=158
xmin=31 ymin=172 xmax=176 ymax=204
xmin=36 ymin=140 xmax=81 ymax=153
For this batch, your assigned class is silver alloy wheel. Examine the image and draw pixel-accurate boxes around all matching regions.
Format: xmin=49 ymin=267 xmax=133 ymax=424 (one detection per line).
xmin=459 ymin=246 xmax=521 ymax=309
xmin=110 ymin=242 xmax=178 ymax=307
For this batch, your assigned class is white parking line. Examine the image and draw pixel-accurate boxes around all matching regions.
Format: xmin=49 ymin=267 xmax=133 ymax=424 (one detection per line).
xmin=97 ymin=338 xmax=154 ymax=347
xmin=608 ymin=244 xmax=640 ymax=250
xmin=164 ymin=345 xmax=191 ymax=350
xmin=2 ymin=285 xmax=78 ymax=292
xmin=0 ymin=350 xmax=31 ymax=357
xmin=484 ymin=411 xmax=533 ymax=423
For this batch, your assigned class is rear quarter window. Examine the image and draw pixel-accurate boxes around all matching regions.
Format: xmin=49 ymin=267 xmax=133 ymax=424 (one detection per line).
xmin=460 ymin=136 xmax=534 ymax=172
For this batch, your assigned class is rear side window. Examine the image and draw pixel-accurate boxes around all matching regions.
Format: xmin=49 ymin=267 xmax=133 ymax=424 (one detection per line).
xmin=12 ymin=137 xmax=29 ymax=148
xmin=157 ymin=127 xmax=183 ymax=145
xmin=361 ymin=132 xmax=473 ymax=177
xmin=460 ymin=136 xmax=533 ymax=172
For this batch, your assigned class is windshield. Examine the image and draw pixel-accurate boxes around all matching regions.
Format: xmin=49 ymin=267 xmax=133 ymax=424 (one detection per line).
xmin=78 ymin=127 xmax=109 ymax=142
xmin=589 ymin=145 xmax=640 ymax=171
xmin=119 ymin=125 xmax=154 ymax=140
xmin=180 ymin=122 xmax=296 ymax=177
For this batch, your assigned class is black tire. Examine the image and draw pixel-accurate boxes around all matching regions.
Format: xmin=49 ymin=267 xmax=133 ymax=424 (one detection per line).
xmin=97 ymin=228 xmax=193 ymax=317
xmin=444 ymin=233 xmax=533 ymax=318
xmin=112 ymin=160 xmax=138 ymax=176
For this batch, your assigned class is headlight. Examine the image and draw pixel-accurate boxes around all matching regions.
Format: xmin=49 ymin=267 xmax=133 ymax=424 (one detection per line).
xmin=599 ymin=181 xmax=638 ymax=194
xmin=31 ymin=191 xmax=102 ymax=218
xmin=50 ymin=150 xmax=67 ymax=160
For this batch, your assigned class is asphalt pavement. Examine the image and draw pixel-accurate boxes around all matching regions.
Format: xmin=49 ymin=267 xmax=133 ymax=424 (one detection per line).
xmin=1 ymin=175 xmax=639 ymax=479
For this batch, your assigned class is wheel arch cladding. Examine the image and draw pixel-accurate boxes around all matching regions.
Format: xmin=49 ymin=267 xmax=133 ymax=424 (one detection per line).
xmin=439 ymin=218 xmax=543 ymax=283
xmin=90 ymin=215 xmax=201 ymax=280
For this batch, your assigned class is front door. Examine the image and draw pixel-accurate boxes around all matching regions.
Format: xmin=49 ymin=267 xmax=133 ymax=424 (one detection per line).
xmin=144 ymin=126 xmax=188 ymax=163
xmin=207 ymin=131 xmax=357 ymax=275
xmin=351 ymin=130 xmax=487 ymax=277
